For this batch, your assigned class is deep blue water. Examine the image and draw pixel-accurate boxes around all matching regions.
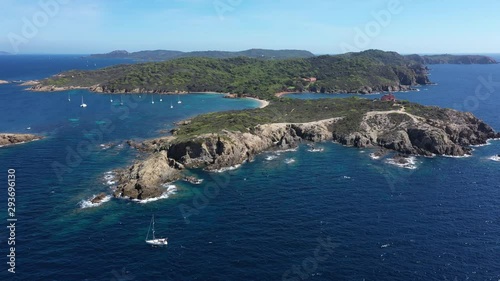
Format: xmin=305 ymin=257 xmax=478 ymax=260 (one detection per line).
xmin=1 ymin=55 xmax=500 ymax=280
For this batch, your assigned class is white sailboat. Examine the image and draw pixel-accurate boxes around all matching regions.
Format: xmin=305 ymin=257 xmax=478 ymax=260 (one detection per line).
xmin=120 ymin=95 xmax=124 ymax=106
xmin=110 ymin=95 xmax=113 ymax=103
xmin=68 ymin=93 xmax=71 ymax=102
xmin=170 ymin=101 xmax=173 ymax=109
xmin=145 ymin=215 xmax=168 ymax=246
xmin=80 ymin=96 xmax=87 ymax=108
xmin=151 ymin=95 xmax=155 ymax=104
xmin=177 ymin=94 xmax=182 ymax=104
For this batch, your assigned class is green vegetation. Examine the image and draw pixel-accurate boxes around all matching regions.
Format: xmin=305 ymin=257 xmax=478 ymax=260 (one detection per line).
xmin=41 ymin=50 xmax=430 ymax=100
xmin=90 ymin=48 xmax=315 ymax=61
xmin=405 ymin=54 xmax=497 ymax=65
xmin=175 ymin=97 xmax=398 ymax=137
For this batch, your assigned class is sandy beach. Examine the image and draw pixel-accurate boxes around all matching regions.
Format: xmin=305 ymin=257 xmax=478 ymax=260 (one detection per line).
xmin=246 ymin=97 xmax=270 ymax=108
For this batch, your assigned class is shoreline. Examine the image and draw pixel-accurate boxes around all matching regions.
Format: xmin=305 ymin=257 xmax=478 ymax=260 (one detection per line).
xmin=245 ymin=97 xmax=270 ymax=108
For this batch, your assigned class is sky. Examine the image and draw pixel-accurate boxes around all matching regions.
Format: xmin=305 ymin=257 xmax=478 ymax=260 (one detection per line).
xmin=1 ymin=0 xmax=499 ymax=55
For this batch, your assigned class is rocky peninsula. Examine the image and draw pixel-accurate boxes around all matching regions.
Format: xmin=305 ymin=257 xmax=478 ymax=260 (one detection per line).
xmin=112 ymin=98 xmax=499 ymax=200
xmin=0 ymin=133 xmax=43 ymax=147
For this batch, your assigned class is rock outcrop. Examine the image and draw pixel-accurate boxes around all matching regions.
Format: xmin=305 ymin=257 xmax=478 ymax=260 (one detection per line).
xmin=332 ymin=109 xmax=499 ymax=157
xmin=0 ymin=134 xmax=42 ymax=147
xmin=113 ymin=150 xmax=183 ymax=200
xmin=114 ymin=108 xmax=499 ymax=200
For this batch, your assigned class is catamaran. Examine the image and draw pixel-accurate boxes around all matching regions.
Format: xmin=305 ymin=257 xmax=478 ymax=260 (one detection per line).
xmin=80 ymin=96 xmax=87 ymax=108
xmin=145 ymin=215 xmax=168 ymax=246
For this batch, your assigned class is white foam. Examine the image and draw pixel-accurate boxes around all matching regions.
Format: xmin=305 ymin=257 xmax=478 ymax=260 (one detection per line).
xmin=489 ymin=155 xmax=500 ymax=162
xmin=265 ymin=155 xmax=278 ymax=161
xmin=385 ymin=156 xmax=418 ymax=170
xmin=307 ymin=147 xmax=324 ymax=153
xmin=133 ymin=185 xmax=177 ymax=204
xmin=79 ymin=194 xmax=112 ymax=209
xmin=470 ymin=141 xmax=491 ymax=147
xmin=442 ymin=154 xmax=472 ymax=159
xmin=343 ymin=176 xmax=351 ymax=179
xmin=274 ymin=147 xmax=298 ymax=153
xmin=380 ymin=244 xmax=390 ymax=248
xmin=284 ymin=158 xmax=296 ymax=164
xmin=103 ymin=171 xmax=117 ymax=186
xmin=212 ymin=164 xmax=241 ymax=173
xmin=369 ymin=153 xmax=381 ymax=160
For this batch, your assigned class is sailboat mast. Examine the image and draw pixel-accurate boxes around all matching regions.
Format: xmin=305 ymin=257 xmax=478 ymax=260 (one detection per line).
xmin=152 ymin=215 xmax=156 ymax=239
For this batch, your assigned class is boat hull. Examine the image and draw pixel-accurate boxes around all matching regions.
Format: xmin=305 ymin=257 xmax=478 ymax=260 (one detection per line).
xmin=146 ymin=239 xmax=168 ymax=246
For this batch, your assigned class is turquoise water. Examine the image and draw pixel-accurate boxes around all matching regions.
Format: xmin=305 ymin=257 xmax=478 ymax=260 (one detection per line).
xmin=1 ymin=55 xmax=500 ymax=280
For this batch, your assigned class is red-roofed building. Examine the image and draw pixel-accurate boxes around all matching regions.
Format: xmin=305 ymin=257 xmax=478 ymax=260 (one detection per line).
xmin=381 ymin=93 xmax=396 ymax=102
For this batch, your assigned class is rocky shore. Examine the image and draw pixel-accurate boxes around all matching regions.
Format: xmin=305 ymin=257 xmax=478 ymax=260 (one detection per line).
xmin=112 ymin=107 xmax=499 ymax=200
xmin=0 ymin=133 xmax=43 ymax=147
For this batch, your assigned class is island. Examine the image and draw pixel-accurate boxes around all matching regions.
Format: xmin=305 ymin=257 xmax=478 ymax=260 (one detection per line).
xmin=0 ymin=134 xmax=43 ymax=147
xmin=113 ymin=98 xmax=499 ymax=200
xmin=405 ymin=54 xmax=497 ymax=64
xmin=28 ymin=49 xmax=500 ymax=201
xmin=90 ymin=48 xmax=315 ymax=61
xmin=29 ymin=50 xmax=431 ymax=99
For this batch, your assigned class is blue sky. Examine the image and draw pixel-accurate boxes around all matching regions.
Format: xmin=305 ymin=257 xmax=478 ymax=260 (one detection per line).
xmin=1 ymin=0 xmax=499 ymax=54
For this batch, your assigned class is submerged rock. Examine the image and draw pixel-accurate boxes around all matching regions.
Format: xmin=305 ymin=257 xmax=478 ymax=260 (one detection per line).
xmin=90 ymin=193 xmax=108 ymax=204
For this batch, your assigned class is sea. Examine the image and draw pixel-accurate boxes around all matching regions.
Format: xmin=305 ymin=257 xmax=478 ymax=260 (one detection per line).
xmin=0 ymin=55 xmax=499 ymax=281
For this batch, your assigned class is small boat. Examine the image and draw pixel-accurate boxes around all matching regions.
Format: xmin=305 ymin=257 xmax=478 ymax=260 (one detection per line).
xmin=80 ymin=96 xmax=87 ymax=108
xmin=110 ymin=95 xmax=113 ymax=103
xmin=120 ymin=95 xmax=124 ymax=106
xmin=26 ymin=127 xmax=31 ymax=130
xmin=159 ymin=97 xmax=163 ymax=102
xmin=177 ymin=95 xmax=182 ymax=104
xmin=170 ymin=101 xmax=173 ymax=109
xmin=68 ymin=93 xmax=71 ymax=102
xmin=145 ymin=215 xmax=168 ymax=246
xmin=151 ymin=95 xmax=155 ymax=104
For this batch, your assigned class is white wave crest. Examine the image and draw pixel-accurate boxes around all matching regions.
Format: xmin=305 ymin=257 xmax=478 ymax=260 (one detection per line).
xmin=79 ymin=194 xmax=112 ymax=209
xmin=489 ymin=155 xmax=500 ymax=162
xmin=133 ymin=185 xmax=177 ymax=204
xmin=385 ymin=156 xmax=418 ymax=170
xmin=284 ymin=158 xmax=296 ymax=164
xmin=211 ymin=164 xmax=241 ymax=173
xmin=265 ymin=155 xmax=278 ymax=161
xmin=103 ymin=171 xmax=117 ymax=186
xmin=307 ymin=147 xmax=324 ymax=153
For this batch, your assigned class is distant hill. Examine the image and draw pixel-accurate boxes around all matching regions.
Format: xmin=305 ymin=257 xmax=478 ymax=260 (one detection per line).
xmin=90 ymin=48 xmax=315 ymax=61
xmin=0 ymin=51 xmax=11 ymax=55
xmin=405 ymin=54 xmax=497 ymax=64
xmin=35 ymin=49 xmax=430 ymax=99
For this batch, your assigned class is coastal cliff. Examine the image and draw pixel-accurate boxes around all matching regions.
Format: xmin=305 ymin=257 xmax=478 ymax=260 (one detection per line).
xmin=0 ymin=133 xmax=42 ymax=147
xmin=113 ymin=100 xmax=499 ymax=200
